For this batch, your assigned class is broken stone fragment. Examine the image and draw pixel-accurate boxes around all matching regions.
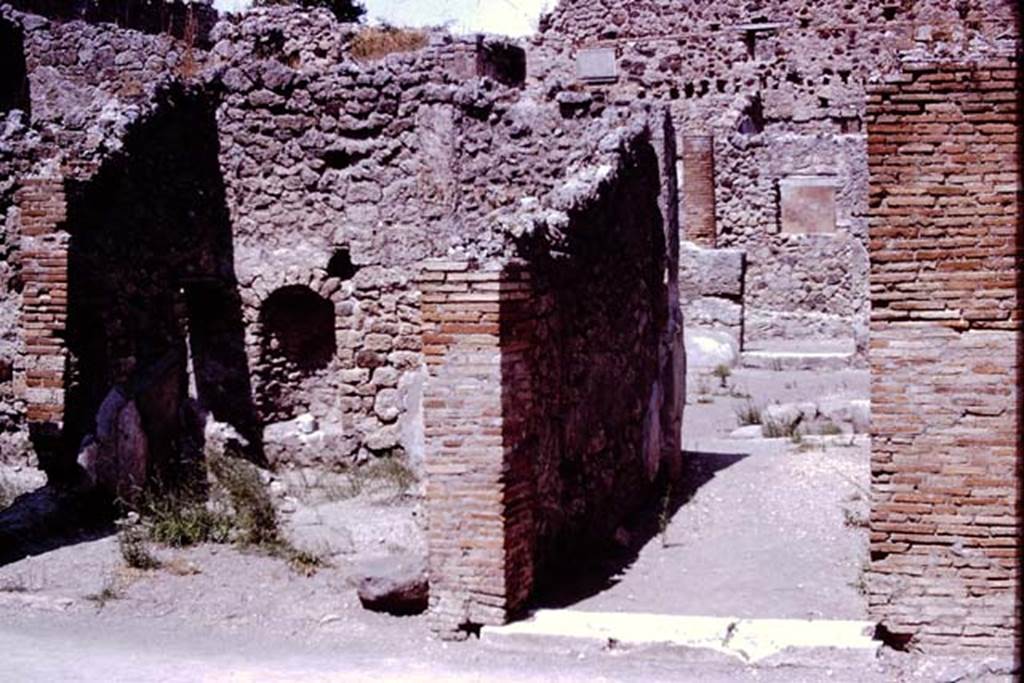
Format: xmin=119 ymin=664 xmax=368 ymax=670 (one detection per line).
xmin=684 ymin=328 xmax=738 ymax=369
xmin=77 ymin=388 xmax=149 ymax=504
xmin=373 ymin=389 xmax=400 ymax=423
xmin=364 ymin=425 xmax=399 ymax=452
xmin=354 ymin=554 xmax=428 ymax=616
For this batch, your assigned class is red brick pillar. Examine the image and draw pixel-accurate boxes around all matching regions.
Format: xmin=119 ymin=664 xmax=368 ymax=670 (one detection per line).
xmin=15 ymin=176 xmax=69 ymax=439
xmin=866 ymin=58 xmax=1020 ymax=652
xmin=419 ymin=260 xmax=536 ymax=637
xmin=681 ymin=134 xmax=717 ymax=247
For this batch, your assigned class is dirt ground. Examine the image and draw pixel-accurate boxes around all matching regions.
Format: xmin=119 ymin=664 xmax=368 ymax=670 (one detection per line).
xmin=0 ymin=365 xmax=1018 ymax=680
xmin=569 ymin=367 xmax=871 ymax=620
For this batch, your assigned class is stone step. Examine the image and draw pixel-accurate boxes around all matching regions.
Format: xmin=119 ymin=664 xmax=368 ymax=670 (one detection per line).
xmin=481 ymin=610 xmax=881 ymax=668
xmin=740 ymin=350 xmax=855 ymax=371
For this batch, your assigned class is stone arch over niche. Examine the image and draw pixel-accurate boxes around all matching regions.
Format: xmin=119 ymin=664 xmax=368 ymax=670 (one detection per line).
xmin=0 ymin=16 xmax=29 ymax=115
xmin=256 ymin=284 xmax=336 ymax=421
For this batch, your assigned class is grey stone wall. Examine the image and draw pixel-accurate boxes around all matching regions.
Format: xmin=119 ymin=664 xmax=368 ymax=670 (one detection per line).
xmin=1 ymin=2 xmax=683 ymax=481
xmin=531 ymin=0 xmax=1018 ymax=347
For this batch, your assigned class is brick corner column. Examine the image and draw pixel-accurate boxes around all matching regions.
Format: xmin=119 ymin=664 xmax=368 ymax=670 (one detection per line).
xmin=681 ymin=134 xmax=717 ymax=248
xmin=14 ymin=176 xmax=69 ymax=450
xmin=418 ymin=259 xmax=536 ymax=638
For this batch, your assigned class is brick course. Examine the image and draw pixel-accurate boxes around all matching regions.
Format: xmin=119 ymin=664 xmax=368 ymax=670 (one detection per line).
xmin=14 ymin=176 xmax=67 ymax=429
xmin=419 ymin=261 xmax=536 ymax=637
xmin=681 ymin=135 xmax=717 ymax=247
xmin=866 ymin=57 xmax=1020 ymax=651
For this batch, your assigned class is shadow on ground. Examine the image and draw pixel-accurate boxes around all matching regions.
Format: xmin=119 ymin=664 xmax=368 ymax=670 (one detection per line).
xmin=0 ymin=486 xmax=114 ymax=566
xmin=531 ymin=449 xmax=748 ymax=610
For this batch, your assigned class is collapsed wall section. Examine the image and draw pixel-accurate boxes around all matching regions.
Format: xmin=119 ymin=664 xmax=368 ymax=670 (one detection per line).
xmin=865 ymin=57 xmax=1020 ymax=652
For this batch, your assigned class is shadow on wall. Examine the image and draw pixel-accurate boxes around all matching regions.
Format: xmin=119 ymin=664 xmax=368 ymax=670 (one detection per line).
xmin=255 ymin=284 xmax=337 ymax=423
xmin=514 ymin=137 xmax=674 ymax=602
xmin=3 ymin=0 xmax=218 ymax=46
xmin=0 ymin=15 xmax=30 ymax=116
xmin=57 ymin=84 xmax=262 ymax=486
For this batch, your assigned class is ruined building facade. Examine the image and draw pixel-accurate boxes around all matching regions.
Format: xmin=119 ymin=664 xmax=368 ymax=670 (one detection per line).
xmin=0 ymin=0 xmax=1020 ymax=652
xmin=534 ymin=0 xmax=1021 ymax=652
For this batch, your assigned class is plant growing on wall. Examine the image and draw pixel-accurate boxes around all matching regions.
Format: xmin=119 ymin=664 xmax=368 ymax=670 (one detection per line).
xmin=255 ymin=0 xmax=365 ymax=22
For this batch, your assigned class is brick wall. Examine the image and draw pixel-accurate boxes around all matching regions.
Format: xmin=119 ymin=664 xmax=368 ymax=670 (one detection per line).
xmin=15 ymin=176 xmax=68 ymax=465
xmin=419 ymin=260 xmax=536 ymax=637
xmin=681 ymin=134 xmax=717 ymax=247
xmin=866 ymin=57 xmax=1020 ymax=651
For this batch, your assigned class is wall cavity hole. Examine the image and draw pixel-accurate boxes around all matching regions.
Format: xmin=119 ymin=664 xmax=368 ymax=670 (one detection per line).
xmin=0 ymin=18 xmax=29 ymax=114
xmin=259 ymin=285 xmax=335 ymax=372
xmin=327 ymin=248 xmax=359 ymax=281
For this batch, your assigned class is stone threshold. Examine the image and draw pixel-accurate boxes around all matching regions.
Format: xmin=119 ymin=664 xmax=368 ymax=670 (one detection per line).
xmin=481 ymin=610 xmax=881 ymax=667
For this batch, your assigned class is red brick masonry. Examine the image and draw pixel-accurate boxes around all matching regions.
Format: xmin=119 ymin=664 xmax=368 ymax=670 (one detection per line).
xmin=866 ymin=57 xmax=1020 ymax=651
xmin=418 ymin=260 xmax=535 ymax=637
xmin=15 ymin=176 xmax=68 ymax=428
xmin=681 ymin=134 xmax=717 ymax=247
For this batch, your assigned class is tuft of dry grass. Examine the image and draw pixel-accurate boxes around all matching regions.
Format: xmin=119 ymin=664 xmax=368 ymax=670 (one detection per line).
xmin=349 ymin=26 xmax=427 ymax=62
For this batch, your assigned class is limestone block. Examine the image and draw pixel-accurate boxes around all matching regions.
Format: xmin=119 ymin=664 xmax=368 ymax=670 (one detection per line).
xmin=355 ymin=553 xmax=428 ymax=616
xmin=679 ymin=241 xmax=745 ymax=301
xmin=779 ymin=176 xmax=837 ymax=235
xmin=576 ymin=47 xmax=617 ymax=83
xmin=684 ymin=296 xmax=742 ymax=328
xmin=684 ymin=328 xmax=739 ymax=369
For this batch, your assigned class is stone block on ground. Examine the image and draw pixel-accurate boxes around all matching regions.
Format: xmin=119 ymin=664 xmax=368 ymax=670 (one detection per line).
xmin=679 ymin=241 xmax=745 ymax=300
xmin=684 ymin=328 xmax=739 ymax=369
xmin=684 ymin=297 xmax=743 ymax=329
xmin=354 ymin=553 xmax=428 ymax=616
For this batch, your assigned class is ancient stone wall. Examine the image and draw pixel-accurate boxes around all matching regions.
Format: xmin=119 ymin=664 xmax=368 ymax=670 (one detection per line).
xmin=2 ymin=2 xmax=684 ymax=490
xmin=3 ymin=0 xmax=218 ymax=44
xmin=419 ymin=261 xmax=537 ymax=636
xmin=865 ymin=56 xmax=1020 ymax=652
xmin=533 ymin=0 xmax=1018 ymax=349
xmin=420 ymin=120 xmax=683 ymax=636
xmin=0 ymin=3 xmax=196 ymax=468
xmin=523 ymin=131 xmax=677 ymax=583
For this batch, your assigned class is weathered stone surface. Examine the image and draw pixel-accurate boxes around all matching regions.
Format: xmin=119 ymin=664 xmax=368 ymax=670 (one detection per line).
xmin=77 ymin=387 xmax=148 ymax=502
xmin=684 ymin=328 xmax=738 ymax=369
xmin=679 ymin=241 xmax=744 ymax=301
xmin=779 ymin=176 xmax=837 ymax=235
xmin=684 ymin=297 xmax=742 ymax=329
xmin=355 ymin=553 xmax=429 ymax=616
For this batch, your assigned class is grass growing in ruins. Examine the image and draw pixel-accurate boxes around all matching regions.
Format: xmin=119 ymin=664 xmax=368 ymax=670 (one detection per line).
xmin=124 ymin=450 xmax=329 ymax=576
xmin=712 ymin=364 xmax=732 ymax=388
xmin=762 ymin=414 xmax=801 ymax=439
xmin=819 ymin=421 xmax=844 ymax=436
xmin=323 ymin=453 xmax=418 ymax=502
xmin=208 ymin=453 xmax=280 ymax=547
xmin=734 ymin=401 xmax=762 ymax=426
xmin=141 ymin=490 xmax=234 ymax=548
xmin=117 ymin=517 xmax=162 ymax=570
xmin=350 ymin=26 xmax=428 ymax=61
